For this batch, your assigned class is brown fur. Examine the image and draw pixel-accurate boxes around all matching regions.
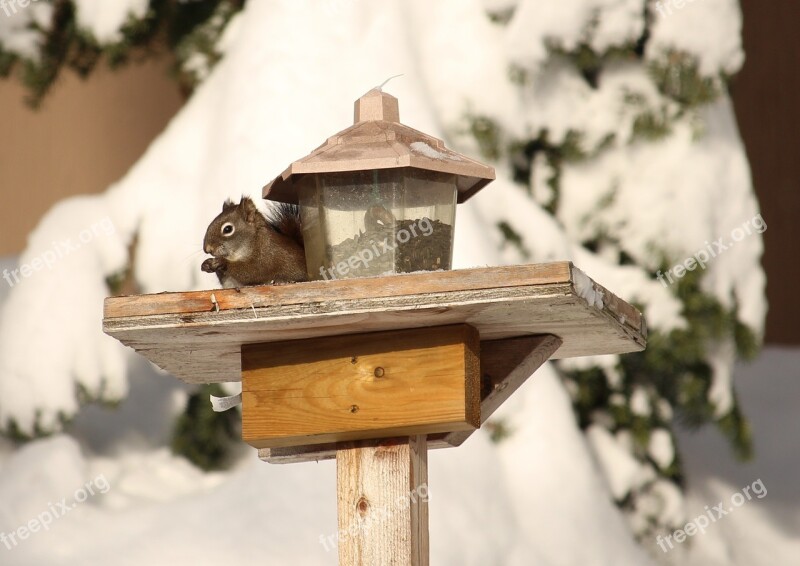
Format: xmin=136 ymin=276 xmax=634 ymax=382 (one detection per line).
xmin=202 ymin=196 xmax=307 ymax=287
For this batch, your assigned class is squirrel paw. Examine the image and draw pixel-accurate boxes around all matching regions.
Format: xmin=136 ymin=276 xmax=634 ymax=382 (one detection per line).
xmin=201 ymin=257 xmax=224 ymax=273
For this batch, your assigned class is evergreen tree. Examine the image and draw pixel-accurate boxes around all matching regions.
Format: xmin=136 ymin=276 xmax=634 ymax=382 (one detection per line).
xmin=0 ymin=0 xmax=243 ymax=106
xmin=1 ymin=0 xmax=246 ymax=470
xmin=0 ymin=0 xmax=765 ymax=547
xmin=465 ymin=0 xmax=763 ymax=542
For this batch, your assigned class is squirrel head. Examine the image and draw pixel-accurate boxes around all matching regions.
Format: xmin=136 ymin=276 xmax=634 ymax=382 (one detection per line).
xmin=203 ymin=196 xmax=264 ymax=261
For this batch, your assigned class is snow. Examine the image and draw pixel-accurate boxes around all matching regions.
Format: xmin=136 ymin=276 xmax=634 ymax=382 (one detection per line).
xmin=589 ymin=0 xmax=645 ymax=54
xmin=630 ymin=386 xmax=651 ymax=417
xmin=553 ymin=92 xmax=765 ymax=428
xmin=410 ymin=141 xmax=451 ymax=160
xmin=0 ymin=0 xmax=773 ymax=563
xmin=587 ymin=424 xmax=648 ymax=501
xmin=216 ymin=10 xmax=244 ymax=55
xmin=506 ymin=0 xmax=644 ymax=71
xmin=482 ymin=0 xmax=519 ymax=14
xmin=648 ymin=428 xmax=674 ymax=470
xmin=444 ymin=7 xmax=764 ymax=457
xmin=707 ymin=338 xmax=737 ymax=416
xmin=573 ymin=265 xmax=605 ymax=308
xmin=0 ymin=197 xmax=129 ymax=434
xmin=0 ymin=1 xmax=52 ymax=59
xmin=675 ymin=348 xmax=800 ymax=565
xmin=72 ymin=0 xmax=149 ymax=43
xmin=0 ymin=435 xmax=88 ymax=523
xmin=503 ymin=0 xmax=743 ymax=80
xmin=474 ymin=0 xmax=765 ymax=360
xmin=647 ymin=0 xmax=744 ymax=76
xmin=572 ymin=247 xmax=686 ymax=334
xmin=648 ymin=479 xmax=684 ymax=531
xmin=495 ymin=365 xmax=655 ymax=565
xmin=406 ymin=0 xmax=524 ymax=141
xmin=0 ymin=340 xmax=660 ymax=565
xmin=455 ymin=176 xmax=572 ymax=267
xmin=656 ymin=398 xmax=673 ymax=420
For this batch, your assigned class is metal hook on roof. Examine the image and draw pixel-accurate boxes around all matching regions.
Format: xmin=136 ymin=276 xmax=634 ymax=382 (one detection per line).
xmin=374 ymin=74 xmax=404 ymax=91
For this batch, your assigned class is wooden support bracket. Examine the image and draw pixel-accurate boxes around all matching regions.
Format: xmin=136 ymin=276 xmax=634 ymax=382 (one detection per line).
xmin=259 ymin=333 xmax=562 ymax=464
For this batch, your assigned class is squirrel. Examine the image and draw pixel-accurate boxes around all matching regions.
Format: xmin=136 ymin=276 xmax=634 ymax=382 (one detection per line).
xmin=201 ymin=196 xmax=308 ymax=288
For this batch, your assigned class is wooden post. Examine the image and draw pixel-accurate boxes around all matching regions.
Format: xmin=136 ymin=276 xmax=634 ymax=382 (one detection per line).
xmin=102 ymin=262 xmax=647 ymax=566
xmin=337 ymin=436 xmax=429 ymax=565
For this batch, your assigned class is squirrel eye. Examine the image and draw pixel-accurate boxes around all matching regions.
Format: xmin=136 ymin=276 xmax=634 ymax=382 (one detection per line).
xmin=221 ymin=222 xmax=235 ymax=236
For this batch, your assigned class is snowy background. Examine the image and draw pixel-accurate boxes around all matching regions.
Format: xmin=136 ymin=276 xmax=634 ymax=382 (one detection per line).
xmin=1 ymin=252 xmax=797 ymax=564
xmin=0 ymin=0 xmax=793 ymax=564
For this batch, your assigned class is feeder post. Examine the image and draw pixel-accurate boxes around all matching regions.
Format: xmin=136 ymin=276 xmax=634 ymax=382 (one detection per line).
xmin=337 ymin=436 xmax=429 ymax=566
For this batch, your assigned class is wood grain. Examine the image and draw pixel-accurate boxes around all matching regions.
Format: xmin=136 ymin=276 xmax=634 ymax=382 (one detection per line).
xmin=264 ymin=88 xmax=494 ymax=205
xmin=104 ymin=262 xmax=571 ymax=319
xmin=336 ymin=436 xmax=429 ymax=566
xmin=438 ymin=334 xmax=562 ymax=449
xmin=102 ymin=262 xmax=646 ymax=385
xmin=241 ymin=325 xmax=479 ymax=449
xmin=258 ymin=334 xmax=561 ymax=464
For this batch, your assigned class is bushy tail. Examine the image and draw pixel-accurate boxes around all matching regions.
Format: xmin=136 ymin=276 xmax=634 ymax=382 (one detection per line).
xmin=266 ymin=203 xmax=304 ymax=248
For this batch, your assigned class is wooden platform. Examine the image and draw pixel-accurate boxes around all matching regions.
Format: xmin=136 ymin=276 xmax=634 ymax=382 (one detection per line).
xmin=103 ymin=262 xmax=646 ymax=385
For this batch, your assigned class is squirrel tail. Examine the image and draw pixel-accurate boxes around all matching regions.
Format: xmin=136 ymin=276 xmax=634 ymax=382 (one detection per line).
xmin=266 ymin=203 xmax=304 ymax=248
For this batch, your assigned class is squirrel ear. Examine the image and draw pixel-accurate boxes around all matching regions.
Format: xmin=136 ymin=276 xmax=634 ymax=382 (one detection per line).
xmin=240 ymin=196 xmax=259 ymax=223
xmin=222 ymin=199 xmax=235 ymax=211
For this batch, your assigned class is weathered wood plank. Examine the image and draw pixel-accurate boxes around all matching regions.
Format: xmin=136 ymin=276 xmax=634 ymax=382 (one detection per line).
xmin=104 ymin=262 xmax=572 ymax=319
xmin=336 ymin=436 xmax=429 ymax=565
xmin=102 ymin=263 xmax=645 ymax=385
xmin=259 ymin=439 xmax=457 ymax=465
xmin=439 ymin=333 xmax=563 ymax=448
xmin=478 ymin=335 xmax=563 ymax=418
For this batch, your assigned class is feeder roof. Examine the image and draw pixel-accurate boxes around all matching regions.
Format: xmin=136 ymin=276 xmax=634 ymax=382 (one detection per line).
xmin=263 ymin=89 xmax=496 ymax=204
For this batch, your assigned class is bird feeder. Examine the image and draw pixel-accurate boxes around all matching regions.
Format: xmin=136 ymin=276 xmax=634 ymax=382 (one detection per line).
xmin=103 ymin=89 xmax=647 ymax=566
xmin=263 ymin=88 xmax=495 ymax=280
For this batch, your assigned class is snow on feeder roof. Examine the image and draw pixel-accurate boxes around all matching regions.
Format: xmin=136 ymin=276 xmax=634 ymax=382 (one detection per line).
xmin=262 ymin=88 xmax=498 ymax=281
xmin=262 ymin=88 xmax=496 ymax=204
xmin=104 ymin=85 xmax=646 ymax=566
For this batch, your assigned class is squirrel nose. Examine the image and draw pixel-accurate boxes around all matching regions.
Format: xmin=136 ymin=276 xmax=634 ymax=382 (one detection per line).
xmin=204 ymin=244 xmax=211 ymax=254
